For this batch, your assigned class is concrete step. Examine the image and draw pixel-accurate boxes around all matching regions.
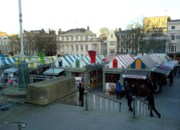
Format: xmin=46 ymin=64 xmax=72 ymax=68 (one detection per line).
xmin=55 ymin=103 xmax=180 ymax=129
xmin=6 ymin=98 xmax=26 ymax=105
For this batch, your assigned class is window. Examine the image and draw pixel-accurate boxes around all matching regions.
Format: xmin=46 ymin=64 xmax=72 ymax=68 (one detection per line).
xmin=62 ymin=37 xmax=64 ymax=41
xmin=66 ymin=37 xmax=69 ymax=41
xmin=121 ymin=49 xmax=123 ymax=52
xmin=86 ymin=45 xmax=88 ymax=50
xmin=71 ymin=37 xmax=73 ymax=40
xmin=80 ymin=36 xmax=83 ymax=40
xmin=171 ymin=46 xmax=174 ymax=52
xmin=5 ymin=46 xmax=7 ymax=49
xmin=71 ymin=45 xmax=73 ymax=51
xmin=126 ymin=35 xmax=129 ymax=38
xmin=111 ymin=35 xmax=113 ymax=38
xmin=2 ymin=46 xmax=4 ymax=49
xmin=132 ymin=49 xmax=134 ymax=53
xmin=126 ymin=41 xmax=129 ymax=46
xmin=76 ymin=45 xmax=78 ymax=51
xmin=85 ymin=36 xmax=88 ymax=40
xmin=171 ymin=26 xmax=175 ymax=29
xmin=171 ymin=35 xmax=175 ymax=40
xmin=121 ymin=35 xmax=124 ymax=39
xmin=81 ymin=45 xmax=83 ymax=50
xmin=76 ymin=37 xmax=78 ymax=40
xmin=131 ymin=34 xmax=135 ymax=39
xmin=131 ymin=41 xmax=134 ymax=46
xmin=126 ymin=49 xmax=128 ymax=53
xmin=4 ymin=41 xmax=6 ymax=44
xmin=121 ymin=41 xmax=123 ymax=45
xmin=109 ymin=41 xmax=115 ymax=46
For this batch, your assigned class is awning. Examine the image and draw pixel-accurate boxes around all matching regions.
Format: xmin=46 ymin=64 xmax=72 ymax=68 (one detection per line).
xmin=153 ymin=68 xmax=170 ymax=75
xmin=4 ymin=68 xmax=18 ymax=73
xmin=43 ymin=68 xmax=64 ymax=75
xmin=122 ymin=70 xmax=149 ymax=79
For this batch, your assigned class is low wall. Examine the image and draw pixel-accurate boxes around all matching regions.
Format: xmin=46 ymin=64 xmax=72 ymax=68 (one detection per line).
xmin=27 ymin=76 xmax=78 ymax=105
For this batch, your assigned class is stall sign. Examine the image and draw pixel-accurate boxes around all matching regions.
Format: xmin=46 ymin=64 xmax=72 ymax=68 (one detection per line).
xmin=122 ymin=75 xmax=146 ymax=79
xmin=88 ymin=50 xmax=96 ymax=63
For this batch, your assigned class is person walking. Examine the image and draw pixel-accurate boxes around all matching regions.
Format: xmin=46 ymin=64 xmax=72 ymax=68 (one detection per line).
xmin=126 ymin=89 xmax=134 ymax=112
xmin=78 ymin=82 xmax=84 ymax=107
xmin=145 ymin=91 xmax=161 ymax=118
xmin=116 ymin=80 xmax=122 ymax=99
xmin=124 ymin=80 xmax=130 ymax=96
xmin=169 ymin=73 xmax=173 ymax=86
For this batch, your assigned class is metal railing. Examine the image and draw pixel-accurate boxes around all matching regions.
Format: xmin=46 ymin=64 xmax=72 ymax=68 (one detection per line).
xmin=89 ymin=92 xmax=122 ymax=113
xmin=132 ymin=96 xmax=152 ymax=118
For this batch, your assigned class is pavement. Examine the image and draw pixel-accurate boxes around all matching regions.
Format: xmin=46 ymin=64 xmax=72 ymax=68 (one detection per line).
xmin=0 ymin=75 xmax=180 ymax=130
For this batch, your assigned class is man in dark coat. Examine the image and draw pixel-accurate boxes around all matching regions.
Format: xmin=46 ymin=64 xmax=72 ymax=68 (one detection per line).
xmin=126 ymin=90 xmax=133 ymax=112
xmin=169 ymin=73 xmax=173 ymax=86
xmin=78 ymin=83 xmax=84 ymax=107
xmin=145 ymin=91 xmax=161 ymax=118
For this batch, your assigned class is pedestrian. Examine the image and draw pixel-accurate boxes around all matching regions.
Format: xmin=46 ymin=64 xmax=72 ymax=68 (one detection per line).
xmin=145 ymin=91 xmax=161 ymax=118
xmin=174 ymin=67 xmax=177 ymax=76
xmin=124 ymin=80 xmax=130 ymax=93
xmin=116 ymin=80 xmax=122 ymax=99
xmin=169 ymin=73 xmax=173 ymax=86
xmin=126 ymin=89 xmax=134 ymax=112
xmin=78 ymin=82 xmax=84 ymax=107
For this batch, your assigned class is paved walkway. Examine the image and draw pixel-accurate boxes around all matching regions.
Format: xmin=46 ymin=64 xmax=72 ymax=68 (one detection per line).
xmin=0 ymin=76 xmax=180 ymax=130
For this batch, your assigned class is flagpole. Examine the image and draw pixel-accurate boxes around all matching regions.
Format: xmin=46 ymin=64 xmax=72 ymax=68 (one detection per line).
xmin=18 ymin=0 xmax=24 ymax=61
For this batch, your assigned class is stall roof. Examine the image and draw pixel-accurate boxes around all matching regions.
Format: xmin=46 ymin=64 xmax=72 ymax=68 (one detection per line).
xmin=163 ymin=62 xmax=175 ymax=69
xmin=43 ymin=68 xmax=64 ymax=75
xmin=139 ymin=55 xmax=156 ymax=69
xmin=159 ymin=56 xmax=168 ymax=62
xmin=150 ymin=55 xmax=163 ymax=65
xmin=122 ymin=70 xmax=149 ymax=79
xmin=4 ymin=68 xmax=18 ymax=73
xmin=153 ymin=68 xmax=170 ymax=75
xmin=157 ymin=64 xmax=171 ymax=71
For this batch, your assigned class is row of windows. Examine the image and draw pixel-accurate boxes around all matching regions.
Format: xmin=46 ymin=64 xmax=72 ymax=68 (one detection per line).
xmin=109 ymin=49 xmax=115 ymax=54
xmin=59 ymin=45 xmax=88 ymax=51
xmin=120 ymin=49 xmax=135 ymax=53
xmin=0 ymin=46 xmax=11 ymax=49
xmin=109 ymin=41 xmax=116 ymax=46
xmin=0 ymin=41 xmax=12 ymax=44
xmin=59 ymin=36 xmax=94 ymax=41
xmin=120 ymin=34 xmax=135 ymax=39
xmin=120 ymin=41 xmax=135 ymax=46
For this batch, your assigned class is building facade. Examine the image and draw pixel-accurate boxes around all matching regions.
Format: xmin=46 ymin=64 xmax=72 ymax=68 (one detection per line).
xmin=144 ymin=16 xmax=171 ymax=33
xmin=0 ymin=32 xmax=13 ymax=55
xmin=107 ymin=30 xmax=117 ymax=55
xmin=57 ymin=26 xmax=103 ymax=56
xmin=115 ymin=28 xmax=138 ymax=56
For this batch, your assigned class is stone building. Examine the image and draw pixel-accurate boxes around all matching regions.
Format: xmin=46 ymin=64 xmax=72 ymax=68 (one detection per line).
xmin=115 ymin=28 xmax=139 ymax=56
xmin=167 ymin=19 xmax=180 ymax=60
xmin=57 ymin=26 xmax=103 ymax=56
xmin=0 ymin=32 xmax=13 ymax=55
xmin=107 ymin=30 xmax=117 ymax=55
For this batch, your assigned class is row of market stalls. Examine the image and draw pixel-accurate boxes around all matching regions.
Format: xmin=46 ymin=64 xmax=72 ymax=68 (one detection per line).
xmin=102 ymin=54 xmax=178 ymax=94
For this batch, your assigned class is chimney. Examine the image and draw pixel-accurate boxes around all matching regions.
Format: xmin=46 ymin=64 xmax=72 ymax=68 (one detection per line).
xmin=119 ymin=28 xmax=121 ymax=31
xmin=58 ymin=28 xmax=61 ymax=35
xmin=87 ymin=26 xmax=89 ymax=31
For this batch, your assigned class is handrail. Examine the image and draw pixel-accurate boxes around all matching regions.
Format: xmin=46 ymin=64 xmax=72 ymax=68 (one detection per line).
xmin=89 ymin=91 xmax=122 ymax=104
xmin=135 ymin=96 xmax=152 ymax=108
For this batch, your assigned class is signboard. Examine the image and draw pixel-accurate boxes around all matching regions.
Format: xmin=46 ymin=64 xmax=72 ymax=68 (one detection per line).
xmin=122 ymin=75 xmax=146 ymax=79
xmin=88 ymin=50 xmax=96 ymax=63
xmin=38 ymin=52 xmax=44 ymax=63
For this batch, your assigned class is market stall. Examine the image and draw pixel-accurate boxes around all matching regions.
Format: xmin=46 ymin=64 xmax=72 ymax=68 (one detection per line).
xmin=124 ymin=55 xmax=157 ymax=95
xmin=103 ymin=54 xmax=135 ymax=93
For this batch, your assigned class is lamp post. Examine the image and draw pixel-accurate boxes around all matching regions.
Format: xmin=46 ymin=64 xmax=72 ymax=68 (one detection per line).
xmin=18 ymin=0 xmax=24 ymax=61
xmin=42 ymin=49 xmax=45 ymax=65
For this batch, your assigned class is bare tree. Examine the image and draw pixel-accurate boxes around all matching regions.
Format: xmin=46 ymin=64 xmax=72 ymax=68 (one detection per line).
xmin=98 ymin=28 xmax=110 ymax=39
xmin=126 ymin=15 xmax=166 ymax=55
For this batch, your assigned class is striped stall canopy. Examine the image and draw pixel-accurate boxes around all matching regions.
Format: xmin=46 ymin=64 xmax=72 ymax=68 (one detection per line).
xmin=4 ymin=57 xmax=17 ymax=65
xmin=106 ymin=54 xmax=135 ymax=68
xmin=103 ymin=55 xmax=116 ymax=61
xmin=71 ymin=59 xmax=87 ymax=68
xmin=58 ymin=55 xmax=83 ymax=67
xmin=166 ymin=55 xmax=172 ymax=61
xmin=159 ymin=56 xmax=168 ymax=62
xmin=150 ymin=55 xmax=163 ymax=65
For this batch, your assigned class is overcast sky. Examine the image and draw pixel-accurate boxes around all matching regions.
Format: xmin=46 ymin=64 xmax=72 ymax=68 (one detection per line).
xmin=0 ymin=0 xmax=180 ymax=35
